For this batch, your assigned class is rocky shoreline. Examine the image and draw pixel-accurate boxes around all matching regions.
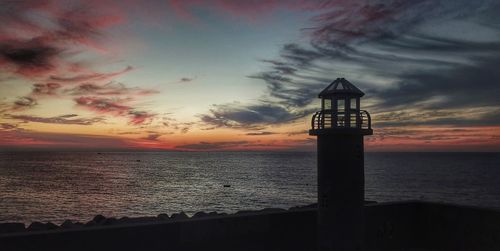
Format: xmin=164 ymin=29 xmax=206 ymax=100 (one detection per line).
xmin=0 ymin=203 xmax=319 ymax=235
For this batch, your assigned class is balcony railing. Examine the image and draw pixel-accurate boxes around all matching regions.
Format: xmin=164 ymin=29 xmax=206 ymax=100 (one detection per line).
xmin=311 ymin=109 xmax=371 ymax=131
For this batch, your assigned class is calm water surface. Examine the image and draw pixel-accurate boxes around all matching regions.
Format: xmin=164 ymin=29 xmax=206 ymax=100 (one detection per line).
xmin=0 ymin=152 xmax=499 ymax=224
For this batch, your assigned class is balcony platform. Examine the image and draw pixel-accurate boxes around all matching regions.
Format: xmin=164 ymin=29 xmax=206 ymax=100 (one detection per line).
xmin=310 ymin=109 xmax=373 ymax=136
xmin=309 ymin=128 xmax=373 ymax=136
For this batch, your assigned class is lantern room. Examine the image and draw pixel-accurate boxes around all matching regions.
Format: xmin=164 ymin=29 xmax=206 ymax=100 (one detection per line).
xmin=310 ymin=78 xmax=372 ymax=135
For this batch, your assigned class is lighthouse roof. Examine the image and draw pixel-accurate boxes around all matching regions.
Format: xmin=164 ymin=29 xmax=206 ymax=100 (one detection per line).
xmin=318 ymin=78 xmax=365 ymax=98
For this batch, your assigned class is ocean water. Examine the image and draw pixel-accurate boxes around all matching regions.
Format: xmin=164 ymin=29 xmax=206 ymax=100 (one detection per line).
xmin=0 ymin=151 xmax=499 ymax=224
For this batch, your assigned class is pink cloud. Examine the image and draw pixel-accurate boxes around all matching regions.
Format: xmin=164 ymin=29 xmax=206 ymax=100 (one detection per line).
xmin=0 ymin=0 xmax=160 ymax=130
xmin=0 ymin=0 xmax=128 ymax=78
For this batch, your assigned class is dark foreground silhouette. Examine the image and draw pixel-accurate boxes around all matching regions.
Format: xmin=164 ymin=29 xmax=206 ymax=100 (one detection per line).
xmin=1 ymin=201 xmax=500 ymax=251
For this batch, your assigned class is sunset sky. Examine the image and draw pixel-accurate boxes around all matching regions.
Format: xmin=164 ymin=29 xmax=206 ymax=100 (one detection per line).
xmin=1 ymin=0 xmax=499 ymax=151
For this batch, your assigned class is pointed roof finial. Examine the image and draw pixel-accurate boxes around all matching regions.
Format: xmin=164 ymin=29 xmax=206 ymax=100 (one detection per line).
xmin=319 ymin=78 xmax=365 ymax=98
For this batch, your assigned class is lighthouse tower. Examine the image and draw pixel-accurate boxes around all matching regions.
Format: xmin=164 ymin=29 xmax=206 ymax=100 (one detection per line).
xmin=309 ymin=78 xmax=372 ymax=251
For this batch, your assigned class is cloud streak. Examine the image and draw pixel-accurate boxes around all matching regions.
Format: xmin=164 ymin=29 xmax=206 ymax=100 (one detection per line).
xmin=13 ymin=97 xmax=37 ymax=109
xmin=0 ymin=128 xmax=135 ymax=150
xmin=175 ymin=141 xmax=249 ymax=150
xmin=142 ymin=133 xmax=161 ymax=141
xmin=6 ymin=114 xmax=104 ymax=125
xmin=245 ymin=131 xmax=276 ymax=136
xmin=366 ymin=126 xmax=500 ymax=151
xmin=50 ymin=66 xmax=134 ymax=83
xmin=74 ymin=96 xmax=155 ymax=125
xmin=200 ymin=102 xmax=312 ymax=129
xmin=64 ymin=81 xmax=158 ymax=96
xmin=32 ymin=83 xmax=62 ymax=96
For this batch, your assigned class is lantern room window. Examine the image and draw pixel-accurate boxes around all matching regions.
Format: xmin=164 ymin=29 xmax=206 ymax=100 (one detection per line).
xmin=350 ymin=98 xmax=358 ymax=110
xmin=323 ymin=99 xmax=331 ymax=110
xmin=337 ymin=98 xmax=345 ymax=112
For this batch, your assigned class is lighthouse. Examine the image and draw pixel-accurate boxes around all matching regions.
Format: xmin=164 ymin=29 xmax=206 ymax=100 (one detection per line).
xmin=309 ymin=78 xmax=372 ymax=251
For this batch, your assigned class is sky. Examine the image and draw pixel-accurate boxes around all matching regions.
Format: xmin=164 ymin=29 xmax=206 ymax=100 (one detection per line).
xmin=0 ymin=0 xmax=499 ymax=152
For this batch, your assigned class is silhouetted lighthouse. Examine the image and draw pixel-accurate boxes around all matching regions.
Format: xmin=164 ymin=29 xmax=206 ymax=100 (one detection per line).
xmin=309 ymin=78 xmax=372 ymax=251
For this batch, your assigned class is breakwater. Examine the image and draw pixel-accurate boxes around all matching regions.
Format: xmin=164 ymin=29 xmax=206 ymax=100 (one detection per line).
xmin=1 ymin=201 xmax=500 ymax=251
xmin=0 ymin=204 xmax=317 ymax=235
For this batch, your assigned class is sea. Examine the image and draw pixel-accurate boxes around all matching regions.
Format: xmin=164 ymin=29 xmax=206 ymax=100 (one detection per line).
xmin=0 ymin=151 xmax=499 ymax=224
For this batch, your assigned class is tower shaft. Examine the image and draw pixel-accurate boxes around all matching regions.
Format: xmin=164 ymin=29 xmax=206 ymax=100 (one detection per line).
xmin=317 ymin=134 xmax=365 ymax=251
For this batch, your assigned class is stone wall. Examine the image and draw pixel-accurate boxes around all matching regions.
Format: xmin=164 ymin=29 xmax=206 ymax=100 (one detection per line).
xmin=1 ymin=201 xmax=499 ymax=251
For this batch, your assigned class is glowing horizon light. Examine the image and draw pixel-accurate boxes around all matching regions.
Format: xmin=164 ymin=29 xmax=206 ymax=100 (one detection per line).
xmin=0 ymin=0 xmax=499 ymax=152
